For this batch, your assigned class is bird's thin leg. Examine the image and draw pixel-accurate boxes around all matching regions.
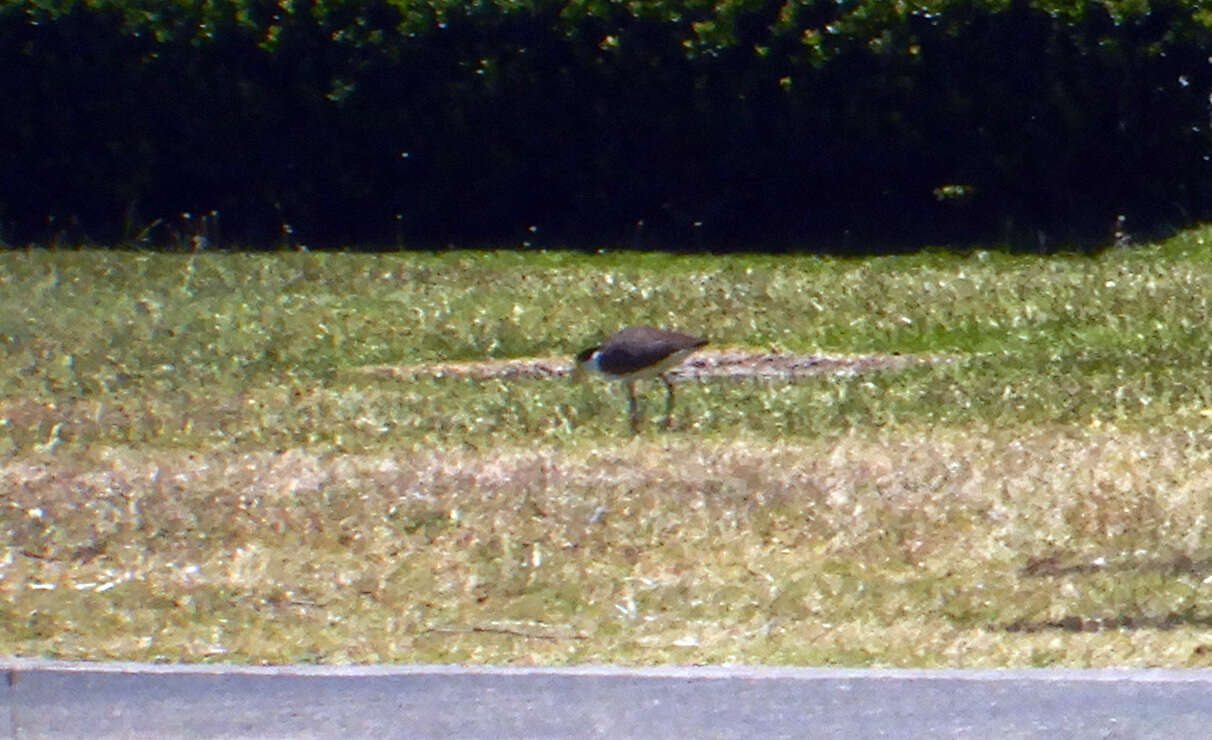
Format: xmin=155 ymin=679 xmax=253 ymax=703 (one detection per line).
xmin=626 ymin=380 xmax=640 ymax=433
xmin=661 ymin=375 xmax=676 ymax=430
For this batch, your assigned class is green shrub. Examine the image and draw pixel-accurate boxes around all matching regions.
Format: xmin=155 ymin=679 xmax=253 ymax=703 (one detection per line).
xmin=3 ymin=0 xmax=1211 ymax=250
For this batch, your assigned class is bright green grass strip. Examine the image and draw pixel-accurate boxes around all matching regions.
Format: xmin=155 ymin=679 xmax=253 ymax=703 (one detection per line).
xmin=4 ymin=233 xmax=1212 ymax=448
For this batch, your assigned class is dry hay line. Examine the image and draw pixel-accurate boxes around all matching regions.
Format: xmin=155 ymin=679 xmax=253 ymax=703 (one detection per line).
xmin=358 ymin=348 xmax=947 ymax=382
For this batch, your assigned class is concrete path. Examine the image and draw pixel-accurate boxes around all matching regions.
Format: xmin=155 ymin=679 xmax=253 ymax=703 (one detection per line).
xmin=5 ymin=661 xmax=1212 ymax=739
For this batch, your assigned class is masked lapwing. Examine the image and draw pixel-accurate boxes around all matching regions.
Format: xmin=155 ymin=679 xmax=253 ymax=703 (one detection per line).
xmin=573 ymin=326 xmax=708 ymax=432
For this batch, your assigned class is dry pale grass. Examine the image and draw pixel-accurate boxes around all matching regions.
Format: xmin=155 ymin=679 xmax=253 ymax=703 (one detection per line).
xmin=5 ymin=426 xmax=1212 ymax=666
xmin=359 ymin=348 xmax=940 ymax=381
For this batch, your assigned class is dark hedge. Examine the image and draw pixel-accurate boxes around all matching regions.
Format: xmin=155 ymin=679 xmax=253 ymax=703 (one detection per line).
xmin=4 ymin=0 xmax=1212 ymax=251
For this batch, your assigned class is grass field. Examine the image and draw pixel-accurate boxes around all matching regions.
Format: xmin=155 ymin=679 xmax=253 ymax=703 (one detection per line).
xmin=6 ymin=232 xmax=1212 ymax=666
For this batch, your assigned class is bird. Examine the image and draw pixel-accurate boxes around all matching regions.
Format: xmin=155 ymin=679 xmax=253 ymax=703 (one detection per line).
xmin=573 ymin=326 xmax=708 ymax=432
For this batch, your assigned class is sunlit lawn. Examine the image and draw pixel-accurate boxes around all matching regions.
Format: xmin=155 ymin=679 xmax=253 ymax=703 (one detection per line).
xmin=5 ymin=230 xmax=1212 ymax=665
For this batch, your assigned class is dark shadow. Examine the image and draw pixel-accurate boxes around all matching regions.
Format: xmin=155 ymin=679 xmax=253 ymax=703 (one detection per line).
xmin=1001 ymin=612 xmax=1212 ymax=633
xmin=995 ymin=551 xmax=1212 ymax=633
xmin=1021 ymin=552 xmax=1212 ymax=578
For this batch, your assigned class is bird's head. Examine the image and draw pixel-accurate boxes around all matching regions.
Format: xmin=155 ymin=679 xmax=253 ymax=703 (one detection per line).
xmin=571 ymin=345 xmax=599 ymax=383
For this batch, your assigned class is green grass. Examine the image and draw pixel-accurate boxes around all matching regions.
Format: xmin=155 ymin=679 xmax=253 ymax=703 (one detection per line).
xmin=6 ymin=230 xmax=1212 ymax=666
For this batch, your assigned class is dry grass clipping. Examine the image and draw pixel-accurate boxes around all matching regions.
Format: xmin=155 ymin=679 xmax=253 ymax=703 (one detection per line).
xmin=358 ymin=348 xmax=940 ymax=381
